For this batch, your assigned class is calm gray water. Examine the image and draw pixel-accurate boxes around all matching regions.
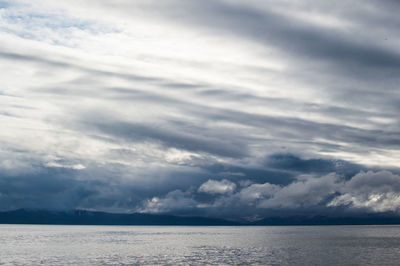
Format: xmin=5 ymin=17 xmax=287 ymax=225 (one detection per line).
xmin=1 ymin=225 xmax=400 ymax=265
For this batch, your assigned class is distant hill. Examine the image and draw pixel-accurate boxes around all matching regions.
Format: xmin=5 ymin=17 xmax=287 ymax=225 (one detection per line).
xmin=252 ymin=215 xmax=400 ymax=225
xmin=1 ymin=209 xmax=400 ymax=225
xmin=0 ymin=209 xmax=239 ymax=226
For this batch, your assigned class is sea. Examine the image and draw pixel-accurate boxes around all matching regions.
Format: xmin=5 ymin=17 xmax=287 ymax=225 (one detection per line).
xmin=1 ymin=225 xmax=400 ymax=265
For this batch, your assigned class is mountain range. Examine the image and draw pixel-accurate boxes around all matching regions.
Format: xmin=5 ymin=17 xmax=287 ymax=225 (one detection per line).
xmin=1 ymin=209 xmax=400 ymax=226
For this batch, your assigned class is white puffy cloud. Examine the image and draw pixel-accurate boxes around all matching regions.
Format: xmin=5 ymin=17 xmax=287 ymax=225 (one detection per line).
xmin=237 ymin=183 xmax=280 ymax=203
xmin=328 ymin=171 xmax=400 ymax=212
xmin=198 ymin=179 xmax=236 ymax=195
xmin=259 ymin=174 xmax=340 ymax=209
xmin=139 ymin=170 xmax=400 ymax=218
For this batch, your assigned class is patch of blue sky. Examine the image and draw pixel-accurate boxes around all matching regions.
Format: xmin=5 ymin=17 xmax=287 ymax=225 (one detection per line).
xmin=0 ymin=1 xmax=10 ymax=9
xmin=0 ymin=25 xmax=37 ymax=41
xmin=5 ymin=13 xmax=111 ymax=32
xmin=1 ymin=10 xmax=119 ymax=45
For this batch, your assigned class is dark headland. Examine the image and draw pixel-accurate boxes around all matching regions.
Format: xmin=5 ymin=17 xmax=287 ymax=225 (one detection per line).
xmin=1 ymin=209 xmax=400 ymax=226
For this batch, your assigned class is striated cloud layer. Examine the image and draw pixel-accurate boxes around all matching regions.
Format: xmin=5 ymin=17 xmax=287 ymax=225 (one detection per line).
xmin=1 ymin=0 xmax=400 ymax=219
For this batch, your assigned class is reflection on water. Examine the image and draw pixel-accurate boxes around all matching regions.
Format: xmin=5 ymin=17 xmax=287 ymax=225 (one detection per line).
xmin=1 ymin=225 xmax=400 ymax=265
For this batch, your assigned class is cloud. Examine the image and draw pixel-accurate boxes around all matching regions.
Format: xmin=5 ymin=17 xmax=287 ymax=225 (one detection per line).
xmin=139 ymin=169 xmax=400 ymax=219
xmin=138 ymin=190 xmax=198 ymax=214
xmin=265 ymin=153 xmax=363 ymax=179
xmin=329 ymin=171 xmax=400 ymax=212
xmin=258 ymin=174 xmax=340 ymax=209
xmin=236 ymin=183 xmax=280 ymax=204
xmin=88 ymin=120 xmax=249 ymax=158
xmin=0 ymin=0 xmax=400 ymax=218
xmin=0 ymin=166 xmax=94 ymax=211
xmin=198 ymin=179 xmax=236 ymax=195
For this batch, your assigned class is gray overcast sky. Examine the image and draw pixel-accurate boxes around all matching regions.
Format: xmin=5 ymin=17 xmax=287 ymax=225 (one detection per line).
xmin=1 ymin=0 xmax=400 ymax=219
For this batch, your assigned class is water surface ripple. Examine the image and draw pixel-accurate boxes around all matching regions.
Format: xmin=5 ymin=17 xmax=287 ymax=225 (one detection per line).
xmin=1 ymin=225 xmax=400 ymax=265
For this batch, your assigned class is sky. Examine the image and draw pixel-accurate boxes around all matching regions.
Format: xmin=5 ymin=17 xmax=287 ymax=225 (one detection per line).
xmin=1 ymin=0 xmax=400 ymax=220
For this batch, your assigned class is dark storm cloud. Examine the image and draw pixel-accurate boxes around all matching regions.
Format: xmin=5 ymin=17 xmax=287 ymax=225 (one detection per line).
xmin=203 ymin=163 xmax=295 ymax=186
xmin=78 ymin=104 xmax=392 ymax=162
xmin=265 ymin=154 xmax=363 ymax=178
xmin=88 ymin=120 xmax=248 ymax=158
xmin=0 ymin=167 xmax=94 ymax=210
xmin=0 ymin=161 xmax=210 ymax=212
xmin=196 ymin=107 xmax=400 ymax=154
xmin=63 ymin=86 xmax=400 ymax=161
xmin=1 ymin=149 xmax=399 ymax=219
